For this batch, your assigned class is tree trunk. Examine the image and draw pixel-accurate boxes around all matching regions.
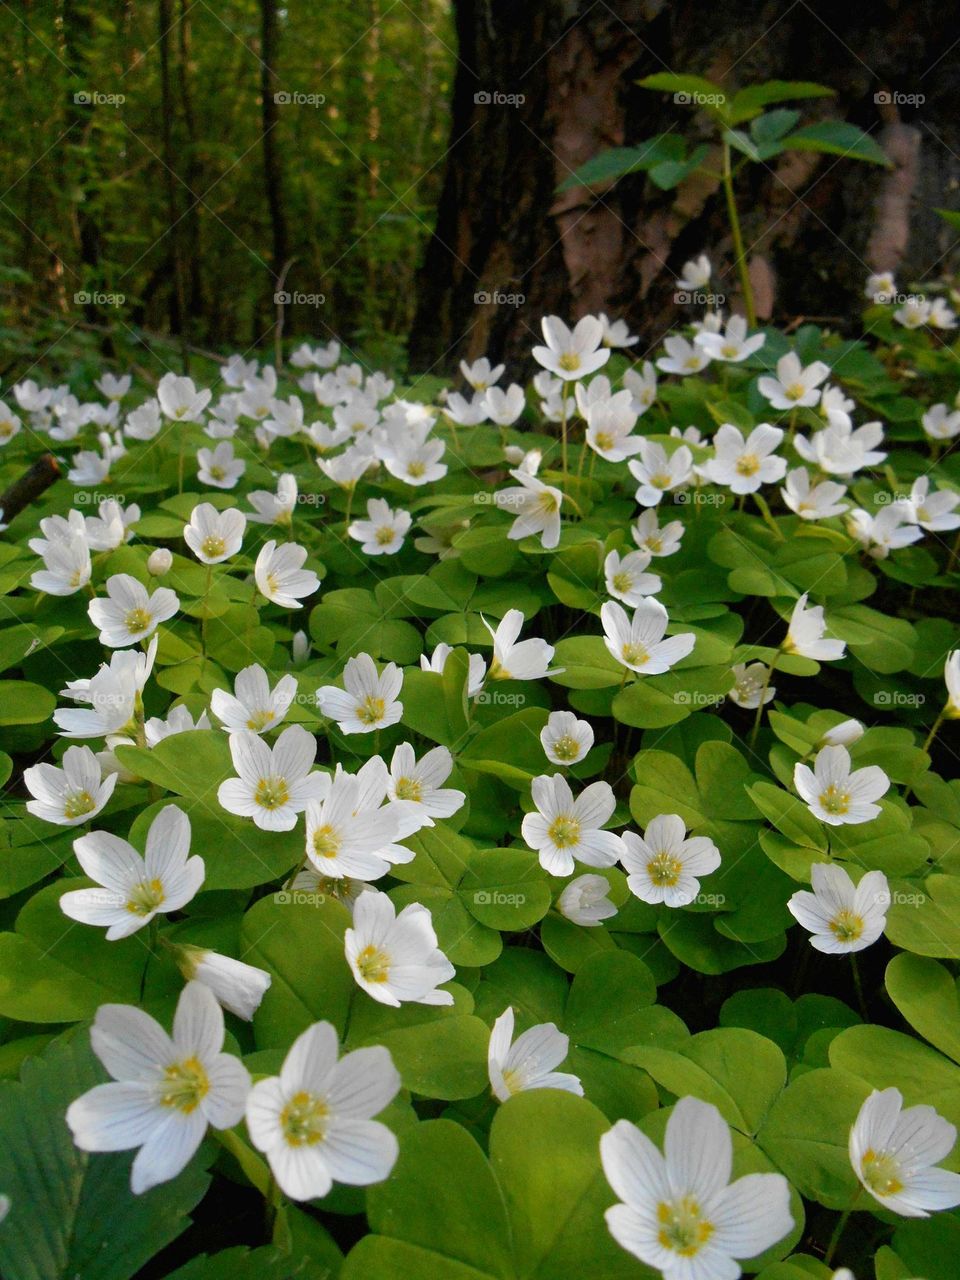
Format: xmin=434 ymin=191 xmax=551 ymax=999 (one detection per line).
xmin=410 ymin=0 xmax=960 ymax=378
xmin=260 ymin=0 xmax=289 ymax=288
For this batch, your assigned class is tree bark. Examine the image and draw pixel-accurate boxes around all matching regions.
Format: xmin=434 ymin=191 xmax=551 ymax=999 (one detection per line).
xmin=411 ymin=0 xmax=960 ymax=377
xmin=260 ymin=0 xmax=289 ymax=289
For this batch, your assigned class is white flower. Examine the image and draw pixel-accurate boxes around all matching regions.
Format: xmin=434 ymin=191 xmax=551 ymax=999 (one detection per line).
xmin=604 ymin=548 xmax=661 ymax=605
xmin=0 ymin=1194 xmax=8 ymax=1222
xmin=184 ymin=503 xmax=246 ymax=564
xmin=601 ymin=1097 xmax=793 ymax=1279
xmin=484 ymin=384 xmax=525 ymax=425
xmin=623 ymin=362 xmax=658 ymax=415
xmin=557 ymin=873 xmax=617 ymax=926
xmin=598 ymin=314 xmax=638 ymax=348
xmin=420 ymin=643 xmax=487 ymax=697
xmin=906 ymin=477 xmax=960 ymax=532
xmin=677 ymin=253 xmax=711 ymax=291
xmin=628 ymin=441 xmax=693 ymax=506
xmin=96 ymin=373 xmax=131 ymax=401
xmin=255 ymin=540 xmax=320 ymax=608
xmin=484 ymin=608 xmax=559 ymax=681
xmin=494 ymin=470 xmax=563 ymax=549
xmin=849 ymin=1088 xmax=960 ymax=1217
xmin=387 ymin=743 xmax=465 ymax=824
xmin=147 ymin=547 xmax=173 ymax=576
xmin=305 ymin=772 xmax=400 ymax=880
xmin=788 ymin=863 xmax=890 ymax=953
xmin=197 ymin=441 xmax=245 ymax=490
xmin=0 ymin=401 xmax=22 ymax=445
xmin=217 ymin=724 xmax=324 ymax=831
xmin=922 ymin=403 xmax=960 ymax=441
xmin=24 ymin=745 xmax=117 ymax=826
xmin=144 ymin=705 xmax=211 ymax=746
xmin=88 ymin=574 xmax=179 ymax=648
xmin=930 ymin=298 xmax=957 ymax=330
xmin=532 ymin=315 xmax=610 ymax=381
xmin=782 ymin=467 xmax=848 ymax=520
xmin=60 ymin=805 xmax=203 ymax=938
xmin=656 ymin=335 xmax=711 ymax=376
xmin=246 ymin=1021 xmax=400 ymax=1200
xmin=540 ymin=710 xmax=593 ymax=766
xmin=632 ymin=509 xmax=684 ymax=557
xmin=317 ymin=653 xmax=403 ymax=734
xmin=460 ymin=357 xmax=505 ymax=390
xmin=30 ymin=533 xmax=91 ymax=596
xmin=125 ymin=399 xmax=163 ymax=441
xmin=728 ymin=662 xmax=775 ymax=710
xmin=694 ymin=314 xmax=766 ymax=363
xmin=601 ymin=599 xmax=696 ymax=674
xmin=174 ymin=945 xmax=271 ymax=1020
xmin=865 ymin=271 xmax=897 ymax=303
xmin=757 ymin=352 xmax=830 ymax=409
xmin=488 ymin=1006 xmax=582 ymax=1102
xmin=620 ymin=815 xmax=721 ymax=907
xmin=522 ymin=774 xmax=622 ymax=876
xmin=263 ymin=395 xmax=304 ymax=438
xmin=795 ymin=422 xmax=887 ymax=477
xmin=820 ymin=384 xmax=855 ymax=430
xmin=847 ymin=503 xmax=922 ymax=559
xmin=348 ymin=498 xmax=412 ymax=555
xmin=67 ymin=447 xmax=113 ymax=486
xmin=85 ymin=498 xmax=140 ymax=551
xmin=584 ymin=400 xmax=642 ymax=462
xmin=66 ymin=982 xmax=250 ymax=1194
xmin=945 ymin=651 xmax=960 ymax=717
xmin=794 ymin=745 xmax=889 ymax=826
xmin=53 ymin=640 xmax=157 ymax=738
xmin=894 ymin=297 xmax=932 ymax=329
xmin=821 ymin=719 xmax=864 ymax=747
xmin=443 ymin=390 xmax=488 ymax=426
xmin=345 ymin=890 xmax=455 ymax=1006
xmin=381 ymin=434 xmax=447 ymax=486
xmin=246 ymin=472 xmax=298 ymax=526
xmin=784 ymin=593 xmax=846 ymax=661
xmin=211 ymin=664 xmax=298 ymax=734
xmin=701 ymin=423 xmax=786 ymax=494
xmin=158 ymin=373 xmax=211 ymax=422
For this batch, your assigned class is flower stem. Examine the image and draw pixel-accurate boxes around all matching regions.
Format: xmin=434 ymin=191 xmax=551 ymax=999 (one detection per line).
xmin=922 ymin=705 xmax=946 ymax=755
xmin=824 ymin=1186 xmax=863 ymax=1267
xmin=850 ymin=952 xmax=869 ymax=1020
xmin=560 ymin=395 xmax=570 ymax=481
xmin=946 ymin=529 xmax=960 ymax=575
xmin=721 ymin=139 xmax=756 ymax=328
xmin=748 ymin=650 xmax=781 ymax=750
xmin=139 ymin=917 xmax=160 ymax=1003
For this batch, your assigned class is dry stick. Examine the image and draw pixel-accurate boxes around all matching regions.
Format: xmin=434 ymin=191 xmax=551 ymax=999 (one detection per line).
xmin=273 ymin=257 xmax=297 ymax=372
xmin=0 ymin=453 xmax=61 ymax=524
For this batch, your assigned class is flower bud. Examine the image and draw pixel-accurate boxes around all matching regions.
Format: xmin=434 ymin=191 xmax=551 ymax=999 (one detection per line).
xmin=171 ymin=944 xmax=271 ymax=1020
xmin=147 ymin=547 xmax=172 ymax=576
xmin=292 ymin=629 xmax=310 ymax=666
xmin=820 ymin=718 xmax=864 ymax=748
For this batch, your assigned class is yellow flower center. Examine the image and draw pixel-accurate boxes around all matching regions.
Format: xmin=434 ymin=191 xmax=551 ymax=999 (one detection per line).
xmin=394 ymin=776 xmax=423 ymax=801
xmin=736 ymin=454 xmax=760 ymax=477
xmin=622 ymin=642 xmax=649 ymax=666
xmin=548 ymin=816 xmax=581 ymax=848
xmin=646 ymin=536 xmax=663 ymax=553
xmin=550 ymin=735 xmax=581 ymax=763
xmin=64 ymin=790 xmax=97 ymax=820
xmin=684 ymin=356 xmax=701 ymax=370
xmin=785 ymin=382 xmax=807 ymax=400
xmin=647 ymin=852 xmax=683 ymax=886
xmin=280 ymin=1090 xmax=329 ymax=1145
xmin=246 ymin=709 xmax=274 ymax=731
xmin=487 ymin=657 xmax=509 ymax=681
xmin=375 ymin=526 xmax=396 ymax=545
xmin=0 ymin=421 xmax=13 ymax=438
xmin=612 ymin=571 xmax=633 ymax=594
xmin=657 ymin=1197 xmax=715 ymax=1257
xmin=829 ymin=908 xmax=864 ymax=943
xmin=650 ymin=473 xmax=672 ymax=489
xmin=209 ymin=466 xmax=225 ymax=480
xmin=407 ymin=460 xmax=426 ymax=478
xmin=595 ymin=431 xmax=614 ymax=451
xmin=500 ymin=1066 xmax=524 ymax=1096
xmin=201 ymin=534 xmax=226 ymax=558
xmin=255 ymin=776 xmax=289 ymax=809
xmin=558 ymin=353 xmax=581 ymax=372
xmin=356 ymin=944 xmax=391 ymax=983
xmin=537 ymin=490 xmax=559 ymax=515
xmin=357 ymin=695 xmax=386 ymax=726
xmin=124 ymin=607 xmax=152 ymax=633
xmin=70 ymin=568 xmax=87 ymax=588
xmin=126 ymin=878 xmax=166 ymax=916
xmin=312 ymin=823 xmax=341 ymax=859
xmin=861 ymin=1149 xmax=904 ymax=1197
xmin=158 ymin=1056 xmax=210 ymax=1113
xmin=820 ymin=784 xmax=851 ymax=816
xmin=265 ymin=572 xmax=282 ymax=595
xmin=721 ymin=343 xmax=739 ymax=358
